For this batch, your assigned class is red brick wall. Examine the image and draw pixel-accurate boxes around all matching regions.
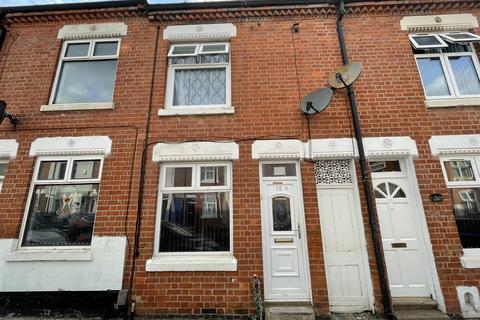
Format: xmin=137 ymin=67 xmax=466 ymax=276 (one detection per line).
xmin=1 ymin=3 xmax=480 ymax=317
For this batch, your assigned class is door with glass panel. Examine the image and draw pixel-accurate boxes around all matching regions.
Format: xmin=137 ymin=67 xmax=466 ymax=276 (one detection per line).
xmin=260 ymin=162 xmax=310 ymax=301
xmin=371 ymin=160 xmax=431 ymax=297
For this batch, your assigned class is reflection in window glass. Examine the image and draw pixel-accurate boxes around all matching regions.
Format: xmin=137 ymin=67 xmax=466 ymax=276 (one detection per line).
xmin=444 ymin=160 xmax=475 ymax=182
xmin=450 ymin=188 xmax=480 ymax=248
xmin=65 ymin=43 xmax=89 ymax=57
xmin=272 ymin=196 xmax=292 ymax=231
xmin=38 ymin=161 xmax=67 ymax=180
xmin=165 ymin=167 xmax=192 ymax=187
xmin=412 ymin=35 xmax=442 ymax=46
xmin=417 ymin=57 xmax=451 ymax=96
xmin=448 ymin=56 xmax=480 ymax=95
xmin=200 ymin=166 xmax=226 ymax=186
xmin=71 ymin=160 xmax=101 ymax=180
xmin=262 ymin=164 xmax=296 ymax=177
xmin=22 ymin=184 xmax=99 ymax=246
xmin=0 ymin=163 xmax=7 ymax=176
xmin=93 ymin=42 xmax=118 ymax=56
xmin=159 ymin=192 xmax=230 ymax=252
xmin=370 ymin=161 xmax=401 ymax=173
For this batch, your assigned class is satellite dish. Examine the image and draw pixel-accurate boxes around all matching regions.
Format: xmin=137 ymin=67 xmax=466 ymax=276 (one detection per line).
xmin=300 ymin=88 xmax=333 ymax=115
xmin=0 ymin=100 xmax=19 ymax=127
xmin=328 ymin=62 xmax=362 ymax=89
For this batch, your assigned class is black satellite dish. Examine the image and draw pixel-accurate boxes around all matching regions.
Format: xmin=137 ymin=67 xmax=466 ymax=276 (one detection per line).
xmin=300 ymin=87 xmax=333 ymax=115
xmin=328 ymin=62 xmax=362 ymax=89
xmin=0 ymin=100 xmax=19 ymax=127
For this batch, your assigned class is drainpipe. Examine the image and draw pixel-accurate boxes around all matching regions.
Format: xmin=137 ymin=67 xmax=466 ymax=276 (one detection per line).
xmin=335 ymin=0 xmax=394 ymax=318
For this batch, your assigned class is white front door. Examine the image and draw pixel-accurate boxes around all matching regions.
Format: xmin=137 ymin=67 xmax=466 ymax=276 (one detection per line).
xmin=260 ymin=162 xmax=310 ymax=301
xmin=373 ymin=164 xmax=432 ymax=297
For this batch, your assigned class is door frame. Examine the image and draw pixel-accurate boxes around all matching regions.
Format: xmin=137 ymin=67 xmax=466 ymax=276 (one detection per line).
xmin=259 ymin=160 xmax=312 ymax=303
xmin=316 ymin=159 xmax=375 ymax=312
xmin=371 ymin=156 xmax=445 ymax=312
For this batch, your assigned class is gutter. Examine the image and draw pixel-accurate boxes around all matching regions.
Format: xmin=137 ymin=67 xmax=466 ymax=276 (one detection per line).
xmin=0 ymin=0 xmax=146 ymax=14
xmin=335 ymin=0 xmax=395 ymax=318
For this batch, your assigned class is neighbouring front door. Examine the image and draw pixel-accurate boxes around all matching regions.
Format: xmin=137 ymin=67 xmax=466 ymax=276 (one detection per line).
xmin=372 ymin=160 xmax=432 ymax=297
xmin=260 ymin=162 xmax=311 ymax=301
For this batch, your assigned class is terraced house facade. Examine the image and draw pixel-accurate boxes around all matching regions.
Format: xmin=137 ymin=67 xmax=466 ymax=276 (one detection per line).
xmin=1 ymin=0 xmax=480 ymax=318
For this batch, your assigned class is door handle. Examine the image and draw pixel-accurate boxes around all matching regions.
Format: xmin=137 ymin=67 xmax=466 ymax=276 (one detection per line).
xmin=297 ymin=223 xmax=301 ymax=239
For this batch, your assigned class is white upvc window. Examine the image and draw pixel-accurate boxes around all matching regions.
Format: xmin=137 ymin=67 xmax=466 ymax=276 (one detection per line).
xmin=412 ymin=33 xmax=480 ymax=100
xmin=50 ymin=39 xmax=120 ymax=105
xmin=19 ymin=155 xmax=104 ymax=248
xmin=164 ymin=42 xmax=231 ymax=109
xmin=0 ymin=160 xmax=8 ymax=192
xmin=440 ymin=156 xmax=480 ymax=254
xmin=154 ymin=162 xmax=232 ymax=255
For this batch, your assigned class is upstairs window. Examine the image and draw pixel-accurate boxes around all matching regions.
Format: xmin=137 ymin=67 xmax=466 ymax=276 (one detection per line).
xmin=165 ymin=43 xmax=231 ymax=108
xmin=411 ymin=32 xmax=480 ymax=99
xmin=51 ymin=39 xmax=120 ymax=104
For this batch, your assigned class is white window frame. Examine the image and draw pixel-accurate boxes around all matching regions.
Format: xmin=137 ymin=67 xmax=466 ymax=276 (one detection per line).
xmin=409 ymin=33 xmax=448 ymax=49
xmin=49 ymin=38 xmax=121 ymax=106
xmin=17 ymin=155 xmax=104 ymax=250
xmin=164 ymin=42 xmax=231 ymax=110
xmin=0 ymin=160 xmax=8 ymax=193
xmin=440 ymin=155 xmax=480 ymax=256
xmin=440 ymin=32 xmax=480 ymax=43
xmin=414 ymin=46 xmax=480 ymax=100
xmin=153 ymin=162 xmax=233 ymax=257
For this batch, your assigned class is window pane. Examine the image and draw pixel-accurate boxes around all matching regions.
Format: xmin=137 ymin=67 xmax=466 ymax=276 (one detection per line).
xmin=38 ymin=161 xmax=67 ymax=180
xmin=448 ymin=56 xmax=480 ymax=95
xmin=272 ymin=196 xmax=292 ymax=232
xmin=171 ymin=45 xmax=197 ymax=55
xmin=444 ymin=160 xmax=475 ymax=182
xmin=165 ymin=167 xmax=192 ymax=187
xmin=71 ymin=160 xmax=101 ymax=180
xmin=412 ymin=35 xmax=442 ymax=46
xmin=370 ymin=161 xmax=401 ymax=173
xmin=54 ymin=59 xmax=117 ymax=104
xmin=0 ymin=163 xmax=7 ymax=176
xmin=201 ymin=44 xmax=227 ymax=53
xmin=262 ymin=164 xmax=296 ymax=177
xmin=417 ymin=57 xmax=451 ymax=96
xmin=200 ymin=166 xmax=226 ymax=186
xmin=200 ymin=54 xmax=229 ymax=64
xmin=93 ymin=41 xmax=118 ymax=56
xmin=22 ymin=184 xmax=99 ymax=246
xmin=159 ymin=192 xmax=230 ymax=252
xmin=65 ymin=43 xmax=89 ymax=57
xmin=450 ymin=188 xmax=480 ymax=248
xmin=443 ymin=33 xmax=479 ymax=40
xmin=173 ymin=68 xmax=226 ymax=106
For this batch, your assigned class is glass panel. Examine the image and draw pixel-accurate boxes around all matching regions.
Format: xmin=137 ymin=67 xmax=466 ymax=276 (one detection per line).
xmin=201 ymin=44 xmax=227 ymax=53
xmin=173 ymin=68 xmax=226 ymax=106
xmin=200 ymin=54 xmax=229 ymax=64
xmin=443 ymin=33 xmax=479 ymax=40
xmin=159 ymin=192 xmax=230 ymax=252
xmin=38 ymin=161 xmax=67 ymax=180
xmin=272 ymin=196 xmax=292 ymax=232
xmin=170 ymin=56 xmax=197 ymax=65
xmin=22 ymin=184 xmax=99 ymax=246
xmin=200 ymin=166 xmax=226 ymax=186
xmin=388 ymin=182 xmax=399 ymax=195
xmin=377 ymin=183 xmax=388 ymax=195
xmin=450 ymin=188 xmax=480 ymax=248
xmin=412 ymin=35 xmax=442 ymax=46
xmin=444 ymin=160 xmax=475 ymax=182
xmin=375 ymin=190 xmax=386 ymax=199
xmin=171 ymin=45 xmax=197 ymax=55
xmin=448 ymin=56 xmax=480 ymax=95
xmin=165 ymin=167 xmax=192 ymax=187
xmin=54 ymin=59 xmax=117 ymax=104
xmin=71 ymin=160 xmax=101 ymax=180
xmin=417 ymin=57 xmax=451 ymax=96
xmin=93 ymin=41 xmax=118 ymax=56
xmin=370 ymin=161 xmax=401 ymax=173
xmin=393 ymin=188 xmax=406 ymax=198
xmin=65 ymin=43 xmax=89 ymax=57
xmin=262 ymin=164 xmax=296 ymax=177
xmin=0 ymin=163 xmax=7 ymax=176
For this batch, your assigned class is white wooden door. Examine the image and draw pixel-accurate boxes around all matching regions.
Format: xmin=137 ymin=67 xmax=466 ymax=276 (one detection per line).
xmin=317 ymin=187 xmax=372 ymax=312
xmin=373 ymin=176 xmax=431 ymax=297
xmin=260 ymin=163 xmax=310 ymax=301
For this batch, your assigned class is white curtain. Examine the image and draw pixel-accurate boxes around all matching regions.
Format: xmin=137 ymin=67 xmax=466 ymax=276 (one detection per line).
xmin=173 ymin=68 xmax=226 ymax=106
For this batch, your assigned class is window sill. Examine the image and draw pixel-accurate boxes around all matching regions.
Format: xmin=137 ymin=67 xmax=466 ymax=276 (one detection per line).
xmin=460 ymin=254 xmax=480 ymax=269
xmin=40 ymin=102 xmax=115 ymax=112
xmin=5 ymin=248 xmax=93 ymax=262
xmin=158 ymin=106 xmax=234 ymax=116
xmin=146 ymin=254 xmax=237 ymax=272
xmin=425 ymin=98 xmax=480 ymax=108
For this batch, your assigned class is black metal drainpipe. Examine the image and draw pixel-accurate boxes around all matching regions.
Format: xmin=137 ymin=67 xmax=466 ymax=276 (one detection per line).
xmin=335 ymin=0 xmax=394 ymax=318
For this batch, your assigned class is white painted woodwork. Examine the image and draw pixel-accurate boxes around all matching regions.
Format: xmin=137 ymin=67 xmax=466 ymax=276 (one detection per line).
xmin=260 ymin=164 xmax=310 ymax=301
xmin=373 ymin=176 xmax=431 ymax=297
xmin=58 ymin=22 xmax=128 ymax=40
xmin=317 ymin=187 xmax=372 ymax=312
xmin=163 ymin=23 xmax=237 ymax=41
xmin=400 ymin=14 xmax=478 ymax=32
